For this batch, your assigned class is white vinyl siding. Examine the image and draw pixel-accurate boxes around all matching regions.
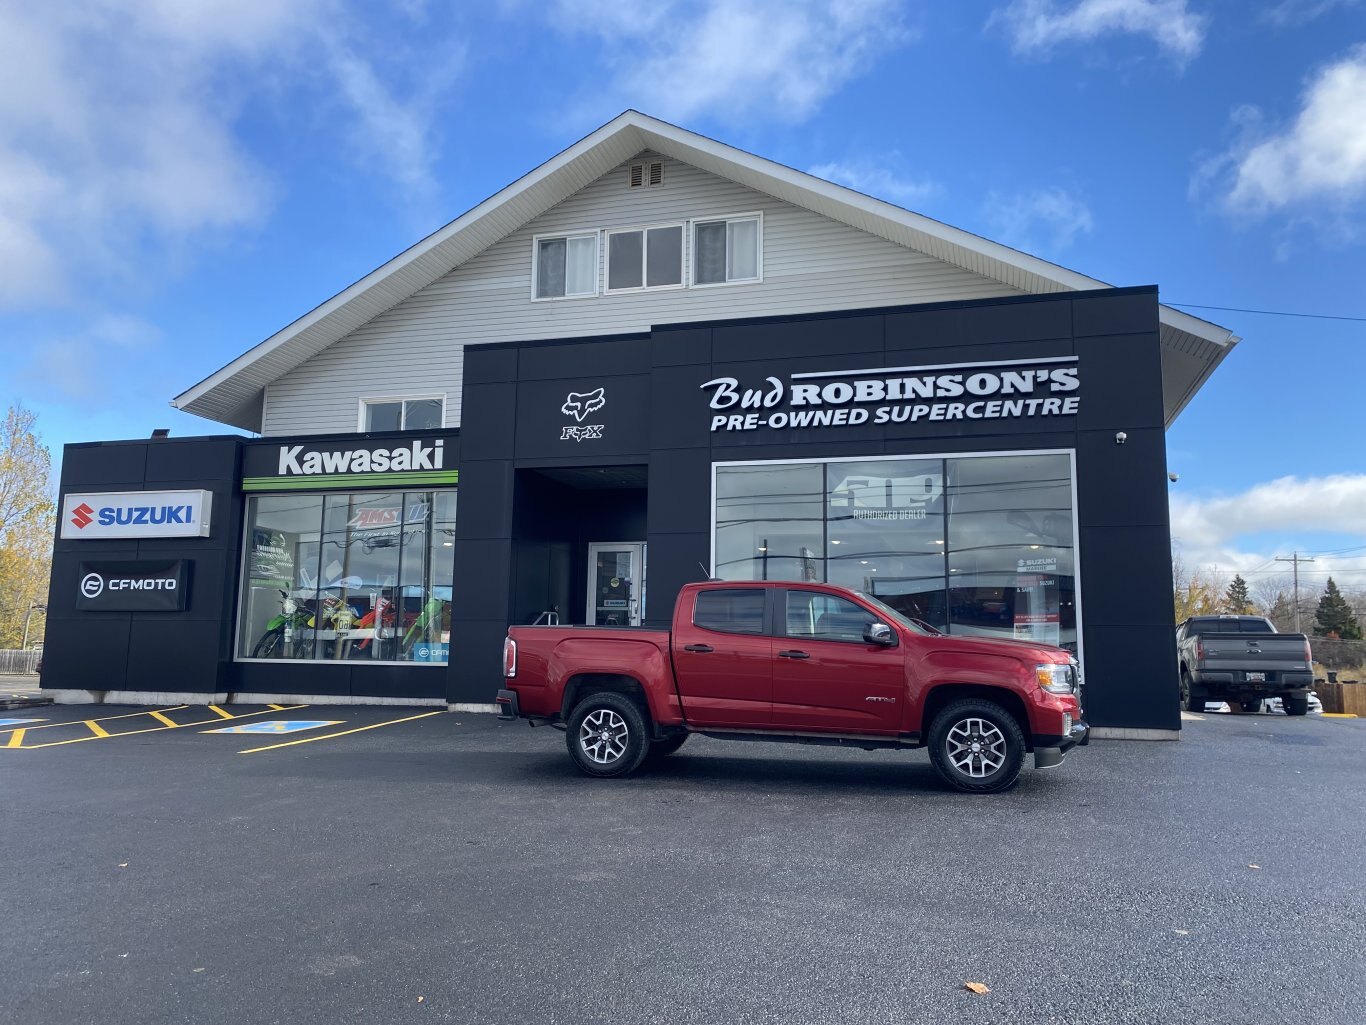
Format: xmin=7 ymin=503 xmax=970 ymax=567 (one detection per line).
xmin=262 ymin=154 xmax=1022 ymax=435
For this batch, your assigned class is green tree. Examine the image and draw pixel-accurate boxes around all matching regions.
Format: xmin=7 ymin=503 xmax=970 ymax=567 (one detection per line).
xmin=0 ymin=405 xmax=55 ymax=648
xmin=1313 ymin=577 xmax=1363 ymax=640
xmin=1223 ymin=574 xmax=1253 ymax=615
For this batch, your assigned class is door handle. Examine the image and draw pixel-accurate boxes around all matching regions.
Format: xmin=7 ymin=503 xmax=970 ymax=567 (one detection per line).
xmin=683 ymin=644 xmax=713 ymax=653
xmin=778 ymin=649 xmax=810 ymax=659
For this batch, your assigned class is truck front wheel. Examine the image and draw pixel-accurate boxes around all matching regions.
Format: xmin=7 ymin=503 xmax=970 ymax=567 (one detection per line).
xmin=927 ymin=699 xmax=1026 ymax=794
xmin=566 ymin=692 xmax=651 ymax=778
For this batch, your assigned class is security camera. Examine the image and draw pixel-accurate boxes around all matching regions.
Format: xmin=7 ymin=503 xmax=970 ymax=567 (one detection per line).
xmin=1168 ymin=472 xmax=1179 ymax=483
xmin=1115 ymin=431 xmax=1127 ymax=445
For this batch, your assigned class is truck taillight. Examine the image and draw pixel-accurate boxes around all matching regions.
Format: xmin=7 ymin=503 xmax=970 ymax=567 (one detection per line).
xmin=1304 ymin=638 xmax=1313 ymax=664
xmin=503 ymin=637 xmax=517 ymax=678
xmin=1196 ymin=640 xmax=1205 ymax=662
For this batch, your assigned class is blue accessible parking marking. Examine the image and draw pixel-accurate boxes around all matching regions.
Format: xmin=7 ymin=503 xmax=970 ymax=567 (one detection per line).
xmin=0 ymin=718 xmax=47 ymax=727
xmin=203 ymin=720 xmax=343 ymax=735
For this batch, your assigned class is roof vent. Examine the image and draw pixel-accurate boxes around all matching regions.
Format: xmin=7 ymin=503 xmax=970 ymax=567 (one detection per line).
xmin=629 ymin=161 xmax=664 ymax=188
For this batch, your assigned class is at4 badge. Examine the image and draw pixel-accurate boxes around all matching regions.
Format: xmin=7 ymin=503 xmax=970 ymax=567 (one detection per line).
xmin=560 ymin=388 xmax=605 ymax=442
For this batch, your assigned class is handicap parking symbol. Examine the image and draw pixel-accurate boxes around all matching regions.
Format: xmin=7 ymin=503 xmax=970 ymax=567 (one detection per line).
xmin=204 ymin=720 xmax=343 ymax=735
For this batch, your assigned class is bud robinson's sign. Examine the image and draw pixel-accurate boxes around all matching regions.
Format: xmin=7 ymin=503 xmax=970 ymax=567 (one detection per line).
xmin=701 ymin=356 xmax=1080 ymax=433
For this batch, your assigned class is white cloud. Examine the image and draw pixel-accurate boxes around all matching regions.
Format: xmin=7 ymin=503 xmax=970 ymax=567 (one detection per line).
xmin=1170 ymin=474 xmax=1366 ymax=549
xmin=1218 ymin=46 xmax=1366 ymax=212
xmin=991 ymin=0 xmax=1208 ymax=60
xmin=807 ymin=162 xmax=938 ymax=207
xmin=981 ymin=187 xmax=1094 ymax=253
xmin=1261 ymin=0 xmax=1361 ymax=27
xmin=547 ymin=0 xmax=912 ymax=123
xmin=1169 ymin=474 xmax=1366 ymax=597
xmin=0 ymin=1 xmax=452 ymax=312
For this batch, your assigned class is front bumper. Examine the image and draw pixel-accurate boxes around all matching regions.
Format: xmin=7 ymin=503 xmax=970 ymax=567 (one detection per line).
xmin=495 ymin=688 xmax=520 ymax=721
xmin=1032 ymin=720 xmax=1089 ymax=769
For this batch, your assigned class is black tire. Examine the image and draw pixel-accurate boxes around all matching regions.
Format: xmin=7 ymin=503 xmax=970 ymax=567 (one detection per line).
xmin=927 ymin=699 xmax=1026 ymax=794
xmin=1283 ymin=694 xmax=1310 ymax=717
xmin=566 ymin=692 xmax=652 ymax=778
xmin=644 ymin=733 xmax=689 ymax=762
xmin=1180 ymin=672 xmax=1204 ymax=713
xmin=1240 ymin=698 xmax=1263 ymax=714
xmin=251 ymin=628 xmax=284 ymax=659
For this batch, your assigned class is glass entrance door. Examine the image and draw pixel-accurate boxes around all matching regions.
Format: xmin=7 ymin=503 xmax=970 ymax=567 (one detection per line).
xmin=586 ymin=543 xmax=645 ymax=626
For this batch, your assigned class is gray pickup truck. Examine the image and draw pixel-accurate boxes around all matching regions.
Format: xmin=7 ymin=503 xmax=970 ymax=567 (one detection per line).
xmin=1176 ymin=615 xmax=1314 ymax=715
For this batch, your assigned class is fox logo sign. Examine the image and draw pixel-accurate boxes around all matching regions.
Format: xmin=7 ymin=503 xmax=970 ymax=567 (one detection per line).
xmin=561 ymin=388 xmax=605 ymax=422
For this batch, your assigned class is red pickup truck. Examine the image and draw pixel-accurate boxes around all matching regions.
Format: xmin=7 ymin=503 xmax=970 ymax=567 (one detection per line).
xmin=497 ymin=581 xmax=1087 ymax=793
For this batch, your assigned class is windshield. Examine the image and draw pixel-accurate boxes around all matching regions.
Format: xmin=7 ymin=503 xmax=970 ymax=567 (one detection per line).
xmin=856 ymin=592 xmax=940 ymax=636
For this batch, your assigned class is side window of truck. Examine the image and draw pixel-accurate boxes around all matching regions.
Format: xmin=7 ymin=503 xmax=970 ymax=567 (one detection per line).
xmin=785 ymin=591 xmax=874 ymax=642
xmin=693 ymin=589 xmax=766 ymax=635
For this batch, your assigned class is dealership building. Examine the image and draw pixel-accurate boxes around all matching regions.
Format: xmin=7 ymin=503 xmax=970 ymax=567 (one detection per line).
xmin=43 ymin=111 xmax=1237 ymax=736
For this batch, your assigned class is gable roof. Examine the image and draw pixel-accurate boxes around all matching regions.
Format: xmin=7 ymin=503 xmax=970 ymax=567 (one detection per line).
xmin=172 ymin=110 xmax=1237 ymax=430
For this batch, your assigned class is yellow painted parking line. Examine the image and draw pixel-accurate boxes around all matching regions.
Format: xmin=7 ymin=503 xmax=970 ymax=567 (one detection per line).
xmin=1322 ymin=713 xmax=1359 ymax=719
xmin=86 ymin=720 xmax=110 ymax=738
xmin=238 ymin=711 xmax=444 ymax=754
xmin=0 ymin=704 xmax=191 ymax=734
xmin=268 ymin=704 xmax=287 ymax=711
xmin=6 ymin=729 xmax=24 ymax=748
xmin=148 ymin=709 xmax=179 ymax=727
xmin=207 ymin=705 xmax=234 ymax=719
xmin=9 ymin=705 xmax=309 ymax=750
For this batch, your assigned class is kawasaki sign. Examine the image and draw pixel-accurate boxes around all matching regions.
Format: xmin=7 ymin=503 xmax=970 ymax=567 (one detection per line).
xmin=60 ymin=490 xmax=213 ymax=539
xmin=241 ymin=432 xmax=458 ymax=491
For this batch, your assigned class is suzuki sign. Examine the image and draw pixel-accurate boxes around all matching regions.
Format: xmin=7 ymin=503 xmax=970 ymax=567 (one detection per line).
xmin=61 ymin=491 xmax=213 ymax=539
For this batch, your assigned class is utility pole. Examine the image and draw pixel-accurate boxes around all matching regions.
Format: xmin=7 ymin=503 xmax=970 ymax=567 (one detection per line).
xmin=1275 ymin=553 xmax=1316 ymax=632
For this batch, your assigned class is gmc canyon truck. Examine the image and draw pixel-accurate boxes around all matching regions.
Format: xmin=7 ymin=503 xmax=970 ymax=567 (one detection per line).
xmin=1177 ymin=615 xmax=1314 ymax=715
xmin=497 ymin=580 xmax=1087 ymax=794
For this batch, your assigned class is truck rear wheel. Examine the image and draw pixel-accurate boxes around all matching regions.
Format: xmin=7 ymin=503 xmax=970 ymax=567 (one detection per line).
xmin=1180 ymin=671 xmax=1204 ymax=713
xmin=566 ymin=692 xmax=651 ymax=778
xmin=927 ymin=699 xmax=1026 ymax=794
xmin=1282 ymin=694 xmax=1310 ymax=717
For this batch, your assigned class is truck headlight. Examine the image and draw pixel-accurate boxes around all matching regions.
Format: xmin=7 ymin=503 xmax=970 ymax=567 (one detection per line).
xmin=1035 ymin=663 xmax=1074 ymax=695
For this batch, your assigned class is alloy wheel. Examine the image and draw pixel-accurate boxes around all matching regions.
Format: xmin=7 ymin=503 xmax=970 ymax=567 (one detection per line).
xmin=579 ymin=708 xmax=629 ymax=764
xmin=945 ymin=717 xmax=1007 ymax=778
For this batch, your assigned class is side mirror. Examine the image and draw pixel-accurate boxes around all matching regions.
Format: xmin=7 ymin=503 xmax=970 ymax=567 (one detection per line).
xmin=864 ymin=622 xmax=896 ymax=646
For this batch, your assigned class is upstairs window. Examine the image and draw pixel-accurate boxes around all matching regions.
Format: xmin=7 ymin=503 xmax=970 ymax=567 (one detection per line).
xmin=606 ymin=224 xmax=683 ymax=291
xmin=534 ymin=232 xmax=598 ymax=299
xmin=693 ymin=214 xmax=761 ymax=285
xmin=362 ymin=397 xmax=444 ymax=432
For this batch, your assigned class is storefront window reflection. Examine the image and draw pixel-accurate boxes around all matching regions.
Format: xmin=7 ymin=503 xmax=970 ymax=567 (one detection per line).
xmin=238 ymin=489 xmax=456 ymax=663
xmin=714 ymin=453 xmax=1076 ymax=653
xmin=714 ymin=463 xmax=824 ymax=581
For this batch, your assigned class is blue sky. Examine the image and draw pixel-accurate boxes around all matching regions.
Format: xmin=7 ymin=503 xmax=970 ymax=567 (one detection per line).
xmin=2 ymin=0 xmax=1364 ymax=601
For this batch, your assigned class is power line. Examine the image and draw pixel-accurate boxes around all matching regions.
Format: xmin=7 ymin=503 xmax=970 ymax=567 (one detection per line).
xmin=1166 ymin=302 xmax=1366 ymax=323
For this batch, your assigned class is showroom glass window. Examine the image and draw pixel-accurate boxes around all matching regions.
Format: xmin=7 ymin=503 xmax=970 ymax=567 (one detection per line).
xmin=238 ymin=489 xmax=456 ymax=663
xmin=713 ymin=453 xmax=1077 ymax=653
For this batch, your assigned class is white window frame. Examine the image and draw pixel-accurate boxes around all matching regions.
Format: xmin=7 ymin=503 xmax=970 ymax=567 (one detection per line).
xmin=603 ymin=222 xmax=687 ymax=294
xmin=689 ymin=211 xmax=763 ymax=288
xmin=531 ymin=231 xmax=600 ymax=302
xmin=357 ymin=394 xmax=447 ymax=432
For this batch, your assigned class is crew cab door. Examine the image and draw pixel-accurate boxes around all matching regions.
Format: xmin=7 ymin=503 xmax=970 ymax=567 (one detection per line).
xmin=772 ymin=589 xmax=905 ymax=734
xmin=672 ymin=586 xmax=773 ymax=727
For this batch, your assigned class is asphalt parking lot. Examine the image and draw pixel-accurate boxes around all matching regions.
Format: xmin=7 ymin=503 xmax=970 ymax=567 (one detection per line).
xmin=2 ymin=703 xmax=1364 ymax=1025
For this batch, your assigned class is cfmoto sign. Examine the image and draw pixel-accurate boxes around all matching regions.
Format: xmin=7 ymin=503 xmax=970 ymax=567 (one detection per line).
xmin=75 ymin=561 xmax=190 ymax=612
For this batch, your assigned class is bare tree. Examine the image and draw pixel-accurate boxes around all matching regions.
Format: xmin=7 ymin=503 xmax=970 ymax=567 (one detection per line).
xmin=0 ymin=405 xmax=55 ymax=648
